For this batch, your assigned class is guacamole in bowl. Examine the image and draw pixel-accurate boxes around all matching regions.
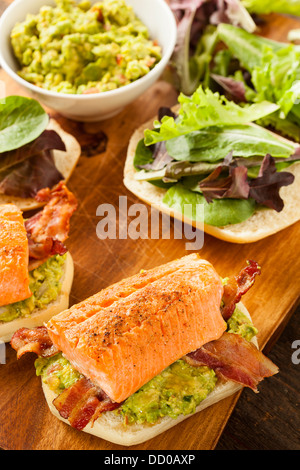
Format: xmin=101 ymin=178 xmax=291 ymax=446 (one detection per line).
xmin=10 ymin=0 xmax=162 ymax=94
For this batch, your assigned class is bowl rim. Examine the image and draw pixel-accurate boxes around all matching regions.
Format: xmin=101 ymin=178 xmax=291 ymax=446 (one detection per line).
xmin=0 ymin=0 xmax=177 ymax=100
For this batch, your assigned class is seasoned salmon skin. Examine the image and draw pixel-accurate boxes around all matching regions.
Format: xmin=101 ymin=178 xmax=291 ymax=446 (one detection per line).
xmin=0 ymin=204 xmax=31 ymax=307
xmin=47 ymin=254 xmax=226 ymax=403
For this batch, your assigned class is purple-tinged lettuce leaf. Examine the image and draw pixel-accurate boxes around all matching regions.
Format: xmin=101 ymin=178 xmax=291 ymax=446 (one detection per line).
xmin=210 ymin=0 xmax=256 ymax=31
xmin=0 ymin=129 xmax=66 ymax=199
xmin=167 ymin=0 xmax=256 ymax=95
xmin=169 ymin=0 xmax=210 ymax=95
xmin=0 ymin=130 xmax=66 ymax=171
xmin=199 ymin=152 xmax=295 ymax=211
xmin=211 ymin=73 xmax=247 ymax=102
xmin=0 ymin=150 xmax=64 ymax=199
xmin=136 ymin=107 xmax=176 ymax=171
xmin=157 ymin=107 xmax=177 ymax=121
xmin=249 ymin=154 xmax=295 ymax=211
xmin=199 ymin=151 xmax=250 ymax=201
xmin=137 ymin=141 xmax=174 ymax=171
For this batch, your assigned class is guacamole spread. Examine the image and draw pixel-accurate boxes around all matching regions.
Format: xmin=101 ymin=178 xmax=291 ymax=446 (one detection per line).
xmin=0 ymin=254 xmax=66 ymax=323
xmin=35 ymin=353 xmax=82 ymax=391
xmin=11 ymin=0 xmax=162 ymax=94
xmin=227 ymin=306 xmax=258 ymax=341
xmin=121 ymin=361 xmax=217 ymax=424
xmin=34 ymin=305 xmax=257 ymax=425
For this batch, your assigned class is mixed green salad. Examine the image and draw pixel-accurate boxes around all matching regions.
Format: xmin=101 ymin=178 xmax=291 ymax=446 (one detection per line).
xmin=214 ymin=24 xmax=300 ymax=143
xmin=131 ymin=2 xmax=300 ymax=228
xmin=0 ymin=95 xmax=65 ymax=198
xmin=166 ymin=0 xmax=300 ymax=99
xmin=133 ymin=86 xmax=299 ymax=227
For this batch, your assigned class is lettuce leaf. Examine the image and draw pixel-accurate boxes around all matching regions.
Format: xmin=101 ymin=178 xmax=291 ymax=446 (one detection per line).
xmin=248 ymin=154 xmax=295 ymax=211
xmin=0 ymin=129 xmax=66 ymax=198
xmin=198 ymin=153 xmax=295 ymax=211
xmin=250 ymin=45 xmax=300 ymax=117
xmin=144 ymin=86 xmax=278 ymax=146
xmin=217 ymin=23 xmax=286 ymax=71
xmin=165 ymin=124 xmax=295 ymax=162
xmin=241 ymin=0 xmax=300 ymax=16
xmin=168 ymin=0 xmax=256 ymax=95
xmin=199 ymin=162 xmax=250 ymax=201
xmin=0 ymin=130 xmax=65 ymax=171
xmin=162 ymin=182 xmax=256 ymax=226
xmin=216 ymin=26 xmax=300 ymax=112
xmin=0 ymin=96 xmax=49 ymax=152
xmin=216 ymin=24 xmax=300 ymax=139
xmin=0 ymin=150 xmax=64 ymax=199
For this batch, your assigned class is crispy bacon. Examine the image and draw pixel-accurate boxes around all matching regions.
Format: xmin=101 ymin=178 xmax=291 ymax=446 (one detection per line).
xmin=185 ymin=332 xmax=278 ymax=392
xmin=11 ymin=321 xmax=278 ymax=431
xmin=52 ymin=376 xmax=121 ymax=430
xmin=25 ymin=181 xmax=78 ymax=260
xmin=10 ymin=326 xmax=59 ymax=359
xmin=221 ymin=260 xmax=261 ymax=321
xmin=10 ymin=326 xmax=120 ymax=431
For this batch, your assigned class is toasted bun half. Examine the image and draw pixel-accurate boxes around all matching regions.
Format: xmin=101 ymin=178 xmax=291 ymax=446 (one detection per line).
xmin=123 ymin=116 xmax=300 ymax=243
xmin=41 ymin=302 xmax=257 ymax=447
xmin=0 ymin=120 xmax=81 ymax=212
xmin=0 ymin=252 xmax=74 ymax=343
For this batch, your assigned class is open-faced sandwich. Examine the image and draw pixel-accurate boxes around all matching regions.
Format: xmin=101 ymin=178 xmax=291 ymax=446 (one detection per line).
xmin=0 ymin=95 xmax=81 ymax=211
xmin=124 ymin=86 xmax=300 ymax=243
xmin=0 ymin=182 xmax=77 ymax=342
xmin=11 ymin=254 xmax=278 ymax=446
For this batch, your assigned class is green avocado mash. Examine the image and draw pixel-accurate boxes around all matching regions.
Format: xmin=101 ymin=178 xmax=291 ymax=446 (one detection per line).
xmin=34 ymin=305 xmax=257 ymax=425
xmin=227 ymin=305 xmax=258 ymax=341
xmin=121 ymin=361 xmax=217 ymax=424
xmin=35 ymin=352 xmax=82 ymax=391
xmin=0 ymin=254 xmax=66 ymax=323
xmin=11 ymin=0 xmax=162 ymax=94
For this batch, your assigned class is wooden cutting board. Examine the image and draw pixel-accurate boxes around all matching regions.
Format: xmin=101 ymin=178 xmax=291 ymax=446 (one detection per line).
xmin=0 ymin=4 xmax=299 ymax=450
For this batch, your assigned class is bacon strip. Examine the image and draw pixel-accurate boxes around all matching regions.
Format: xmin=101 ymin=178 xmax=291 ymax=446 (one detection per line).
xmin=221 ymin=260 xmax=261 ymax=321
xmin=52 ymin=377 xmax=121 ymax=430
xmin=185 ymin=332 xmax=278 ymax=392
xmin=11 ymin=322 xmax=278 ymax=430
xmin=25 ymin=181 xmax=78 ymax=260
xmin=10 ymin=327 xmax=59 ymax=359
xmin=10 ymin=327 xmax=120 ymax=430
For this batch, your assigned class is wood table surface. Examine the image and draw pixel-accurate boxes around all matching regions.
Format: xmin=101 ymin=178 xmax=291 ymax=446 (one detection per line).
xmin=0 ymin=0 xmax=300 ymax=450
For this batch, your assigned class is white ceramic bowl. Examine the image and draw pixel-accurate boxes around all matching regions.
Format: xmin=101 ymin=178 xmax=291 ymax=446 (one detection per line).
xmin=0 ymin=0 xmax=177 ymax=121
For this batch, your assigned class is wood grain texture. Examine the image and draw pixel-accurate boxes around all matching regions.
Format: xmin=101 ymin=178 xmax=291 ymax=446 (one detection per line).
xmin=0 ymin=2 xmax=299 ymax=450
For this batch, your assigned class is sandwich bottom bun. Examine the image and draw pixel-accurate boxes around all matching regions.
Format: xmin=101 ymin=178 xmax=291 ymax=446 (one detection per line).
xmin=0 ymin=252 xmax=74 ymax=343
xmin=41 ymin=302 xmax=258 ymax=447
xmin=124 ymin=117 xmax=300 ymax=244
xmin=0 ymin=120 xmax=81 ymax=212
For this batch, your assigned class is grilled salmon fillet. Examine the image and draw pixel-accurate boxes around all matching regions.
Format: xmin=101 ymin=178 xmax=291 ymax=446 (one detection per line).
xmin=47 ymin=254 xmax=226 ymax=403
xmin=0 ymin=204 xmax=31 ymax=307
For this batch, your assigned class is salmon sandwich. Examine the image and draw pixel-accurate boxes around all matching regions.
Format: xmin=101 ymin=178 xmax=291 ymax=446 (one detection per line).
xmin=11 ymin=254 xmax=278 ymax=446
xmin=0 ymin=182 xmax=77 ymax=342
